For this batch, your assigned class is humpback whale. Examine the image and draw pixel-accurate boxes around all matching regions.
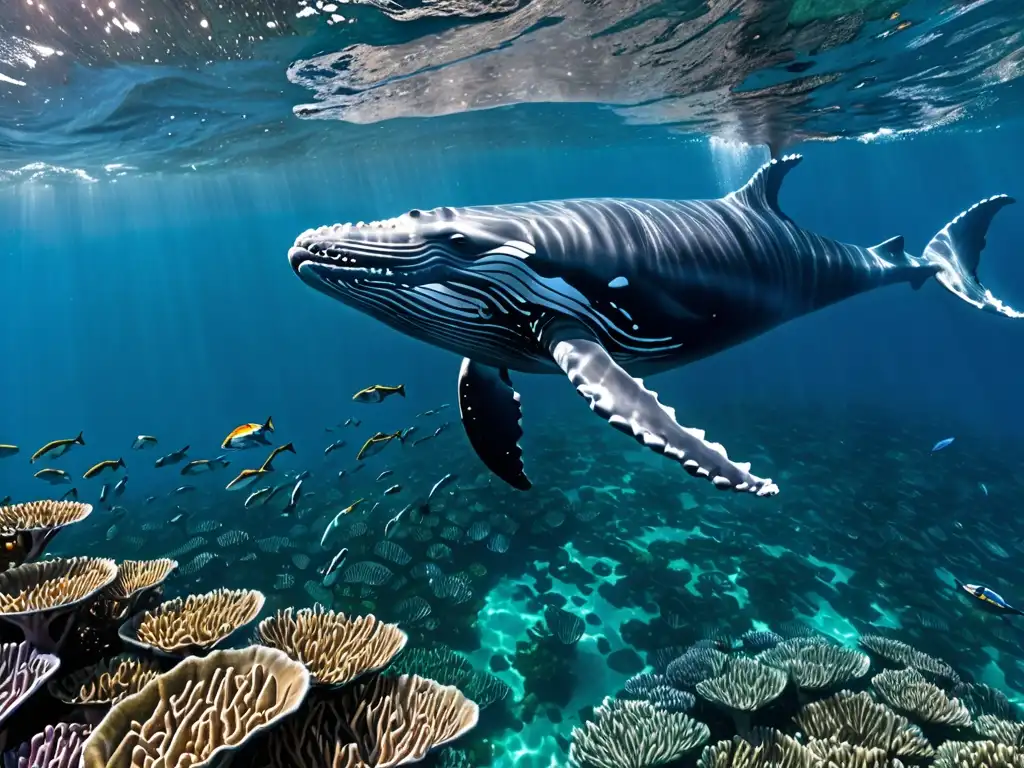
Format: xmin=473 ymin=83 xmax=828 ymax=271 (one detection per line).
xmin=288 ymin=155 xmax=1021 ymax=497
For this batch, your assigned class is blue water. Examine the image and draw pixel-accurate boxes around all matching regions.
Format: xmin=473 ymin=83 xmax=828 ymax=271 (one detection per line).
xmin=3 ymin=133 xmax=1022 ymax=504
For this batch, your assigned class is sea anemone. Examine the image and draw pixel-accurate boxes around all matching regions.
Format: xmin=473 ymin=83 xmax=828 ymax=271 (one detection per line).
xmin=665 ymin=647 xmax=729 ymax=690
xmin=696 ymin=658 xmax=788 ymax=733
xmin=3 ymin=722 xmax=91 ymax=768
xmin=118 ymin=587 xmax=265 ymax=657
xmin=795 ymin=690 xmax=935 ymax=760
xmin=0 ymin=641 xmax=60 ymax=727
xmin=98 ymin=559 xmax=177 ymax=620
xmin=0 ymin=501 xmax=92 ymax=568
xmin=253 ymin=604 xmax=407 ymax=687
xmin=80 ymin=646 xmax=309 ymax=768
xmin=933 ymin=739 xmax=1024 ymax=768
xmin=47 ymin=654 xmax=161 ymax=707
xmin=569 ymin=696 xmax=710 ymax=768
xmin=758 ymin=639 xmax=870 ymax=694
xmin=698 ymin=727 xmax=817 ymax=768
xmin=872 ymin=668 xmax=971 ymax=728
xmin=0 ymin=557 xmax=118 ymax=652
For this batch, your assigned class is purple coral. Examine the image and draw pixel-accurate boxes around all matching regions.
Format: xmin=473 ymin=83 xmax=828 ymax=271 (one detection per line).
xmin=0 ymin=641 xmax=60 ymax=727
xmin=2 ymin=723 xmax=90 ymax=768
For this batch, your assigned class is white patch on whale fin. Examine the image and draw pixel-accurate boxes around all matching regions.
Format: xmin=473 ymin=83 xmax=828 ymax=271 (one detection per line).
xmin=608 ymin=276 xmax=629 ymax=288
xmin=730 ymin=153 xmax=803 ymax=216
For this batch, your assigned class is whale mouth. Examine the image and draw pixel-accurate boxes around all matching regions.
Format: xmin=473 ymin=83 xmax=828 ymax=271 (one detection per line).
xmin=288 ymin=221 xmax=432 ymax=288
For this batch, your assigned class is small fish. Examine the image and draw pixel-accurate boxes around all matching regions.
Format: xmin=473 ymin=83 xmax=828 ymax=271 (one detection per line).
xmin=337 ymin=469 xmax=347 ymax=481
xmin=377 ymin=469 xmax=394 ymax=482
xmin=384 ymin=504 xmax=412 ymax=539
xmin=244 ymin=487 xmax=271 ymax=508
xmin=427 ymin=473 xmax=457 ymax=502
xmin=30 ymin=432 xmax=85 ymax=463
xmin=263 ymin=481 xmax=291 ymax=505
xmin=225 ymin=442 xmax=295 ymax=491
xmin=131 ymin=435 xmax=158 ymax=450
xmin=369 ymin=501 xmax=380 ymax=516
xmin=0 ymin=496 xmax=10 ymax=507
xmin=173 ymin=485 xmax=196 ymax=495
xmin=113 ymin=476 xmax=128 ymax=497
xmin=319 ymin=498 xmax=366 ymax=547
xmin=181 ymin=456 xmax=231 ymax=475
xmin=434 ymin=422 xmax=449 ymax=437
xmin=322 ymin=547 xmax=349 ymax=586
xmin=352 ymin=384 xmax=406 ymax=404
xmin=155 ymin=445 xmax=190 ymax=468
xmin=61 ymin=488 xmax=78 ymax=501
xmin=417 ymin=409 xmax=437 ymax=418
xmin=954 ymin=578 xmax=1024 ymax=617
xmin=931 ymin=437 xmax=955 ymax=453
xmin=889 ymin=11 xmax=899 ymax=20
xmin=222 ymin=417 xmax=275 ymax=451
xmin=282 ymin=479 xmax=303 ymax=517
xmin=144 ymin=495 xmax=157 ymax=505
xmin=34 ymin=468 xmax=72 ymax=485
xmin=343 ymin=418 xmax=361 ymax=428
xmin=169 ymin=510 xmax=190 ymax=527
xmin=400 ymin=426 xmax=417 ymax=441
xmin=324 ymin=439 xmax=346 ymax=457
xmin=109 ymin=505 xmax=128 ymax=520
xmin=0 ymin=445 xmax=19 ymax=459
xmin=412 ymin=434 xmax=436 ymax=448
xmin=83 ymin=458 xmax=126 ymax=480
xmin=979 ymin=482 xmax=989 ymax=496
xmin=356 ymin=431 xmax=405 ymax=461
xmin=99 ymin=483 xmax=110 ymax=504
xmin=438 ymin=403 xmax=450 ymax=410
xmin=383 ymin=484 xmax=402 ymax=496
xmin=295 ymin=469 xmax=311 ymax=481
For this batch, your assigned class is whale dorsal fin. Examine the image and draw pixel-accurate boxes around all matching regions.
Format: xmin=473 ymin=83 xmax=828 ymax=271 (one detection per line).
xmin=731 ymin=154 xmax=803 ymax=216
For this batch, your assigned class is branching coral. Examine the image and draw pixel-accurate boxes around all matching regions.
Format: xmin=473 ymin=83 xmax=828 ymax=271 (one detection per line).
xmin=933 ymin=740 xmax=1024 ymax=768
xmin=697 ymin=658 xmax=788 ymax=733
xmin=81 ymin=646 xmax=310 ymax=768
xmin=795 ymin=690 xmax=935 ymax=759
xmin=98 ymin=559 xmax=177 ymax=620
xmin=758 ymin=639 xmax=870 ymax=692
xmin=0 ymin=557 xmax=117 ymax=652
xmin=254 ymin=604 xmax=407 ymax=686
xmin=0 ymin=500 xmax=93 ymax=566
xmin=665 ymin=647 xmax=729 ymax=690
xmin=4 ymin=722 xmax=92 ymax=768
xmin=119 ymin=587 xmax=265 ymax=657
xmin=0 ymin=641 xmax=60 ymax=727
xmin=858 ymin=635 xmax=959 ymax=686
xmin=569 ymin=696 xmax=709 ymax=768
xmin=48 ymin=654 xmax=161 ymax=706
xmin=974 ymin=715 xmax=1024 ymax=747
xmin=872 ymin=668 xmax=971 ymax=727
xmin=698 ymin=727 xmax=816 ymax=768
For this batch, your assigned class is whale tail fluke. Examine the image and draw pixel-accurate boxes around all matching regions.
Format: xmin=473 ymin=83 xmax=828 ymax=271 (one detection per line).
xmin=922 ymin=195 xmax=1024 ymax=318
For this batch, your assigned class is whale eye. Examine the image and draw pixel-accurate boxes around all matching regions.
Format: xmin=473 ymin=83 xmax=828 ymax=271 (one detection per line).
xmin=449 ymin=232 xmax=471 ymax=250
xmin=408 ymin=209 xmax=422 ymax=219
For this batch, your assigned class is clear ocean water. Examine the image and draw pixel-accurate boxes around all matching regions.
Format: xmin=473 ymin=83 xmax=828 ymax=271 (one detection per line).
xmin=2 ymin=1 xmax=1024 ymax=767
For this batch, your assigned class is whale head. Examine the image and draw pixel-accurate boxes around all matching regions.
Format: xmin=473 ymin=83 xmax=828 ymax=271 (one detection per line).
xmin=289 ymin=205 xmax=555 ymax=367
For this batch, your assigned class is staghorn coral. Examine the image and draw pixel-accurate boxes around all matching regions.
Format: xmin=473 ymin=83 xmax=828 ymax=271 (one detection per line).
xmin=805 ymin=738 xmax=905 ymax=768
xmin=974 ymin=715 xmax=1024 ymax=747
xmin=81 ymin=646 xmax=309 ymax=768
xmin=0 ymin=557 xmax=117 ymax=652
xmin=119 ymin=587 xmax=264 ymax=656
xmin=569 ymin=696 xmax=709 ymax=768
xmin=698 ymin=727 xmax=816 ymax=768
xmin=933 ymin=740 xmax=1024 ymax=768
xmin=795 ymin=690 xmax=935 ymax=759
xmin=0 ymin=501 xmax=93 ymax=566
xmin=0 ymin=641 xmax=60 ymax=727
xmin=758 ymin=639 xmax=870 ymax=692
xmin=872 ymin=668 xmax=972 ymax=727
xmin=697 ymin=658 xmax=788 ymax=733
xmin=254 ymin=604 xmax=407 ymax=687
xmin=47 ymin=654 xmax=161 ymax=706
xmin=4 ymin=722 xmax=91 ymax=768
xmin=858 ymin=635 xmax=959 ymax=686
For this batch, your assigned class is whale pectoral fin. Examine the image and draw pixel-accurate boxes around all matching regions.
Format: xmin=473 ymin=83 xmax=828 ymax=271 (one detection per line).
xmin=548 ymin=336 xmax=779 ymax=497
xmin=457 ymin=358 xmax=531 ymax=491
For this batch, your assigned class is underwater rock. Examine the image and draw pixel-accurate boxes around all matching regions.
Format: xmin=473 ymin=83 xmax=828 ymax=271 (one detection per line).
xmin=606 ymin=648 xmax=644 ymax=675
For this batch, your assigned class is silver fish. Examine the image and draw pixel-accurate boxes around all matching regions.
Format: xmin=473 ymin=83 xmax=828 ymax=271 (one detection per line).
xmin=245 ymin=487 xmax=272 ymax=508
xmin=383 ymin=484 xmax=402 ymax=496
xmin=99 ymin=483 xmax=110 ymax=503
xmin=323 ymin=546 xmax=349 ymax=586
xmin=428 ymin=473 xmax=457 ymax=502
xmin=325 ymin=439 xmax=346 ymax=456
xmin=113 ymin=476 xmax=128 ymax=497
xmin=377 ymin=470 xmax=393 ymax=482
xmin=282 ymin=479 xmax=303 ymax=517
